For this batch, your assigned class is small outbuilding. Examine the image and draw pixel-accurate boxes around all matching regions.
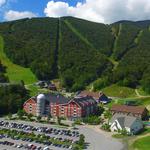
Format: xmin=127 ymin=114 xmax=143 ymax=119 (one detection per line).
xmin=111 ymin=104 xmax=148 ymax=120
xmin=78 ymin=90 xmax=111 ymax=104
xmin=109 ymin=114 xmax=143 ymax=134
xmin=48 ymin=83 xmax=57 ymax=91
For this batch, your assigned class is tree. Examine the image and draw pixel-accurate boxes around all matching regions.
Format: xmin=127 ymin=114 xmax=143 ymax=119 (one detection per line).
xmin=72 ymin=145 xmax=80 ymax=150
xmin=78 ymin=134 xmax=85 ymax=148
xmin=93 ymin=77 xmax=110 ymax=91
xmin=104 ymin=110 xmax=112 ymax=123
xmin=8 ymin=113 xmax=12 ymax=120
xmin=0 ymin=84 xmax=28 ymax=116
xmin=101 ymin=123 xmax=110 ymax=131
xmin=141 ymin=76 xmax=150 ymax=94
xmin=20 ymin=80 xmax=25 ymax=86
xmin=37 ymin=116 xmax=41 ymax=122
xmin=83 ymin=115 xmax=101 ymax=125
xmin=27 ymin=113 xmax=33 ymax=121
xmin=47 ymin=114 xmax=51 ymax=123
xmin=120 ymin=128 xmax=128 ymax=135
xmin=57 ymin=116 xmax=62 ymax=125
xmin=17 ymin=109 xmax=24 ymax=119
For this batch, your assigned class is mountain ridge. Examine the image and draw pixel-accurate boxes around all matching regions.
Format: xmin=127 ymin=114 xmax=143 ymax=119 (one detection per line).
xmin=0 ymin=17 xmax=150 ymax=93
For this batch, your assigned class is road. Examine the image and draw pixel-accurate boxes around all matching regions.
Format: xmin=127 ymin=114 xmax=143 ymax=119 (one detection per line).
xmin=78 ymin=125 xmax=126 ymax=150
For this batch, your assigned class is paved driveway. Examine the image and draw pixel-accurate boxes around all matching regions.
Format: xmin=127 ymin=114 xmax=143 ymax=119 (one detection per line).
xmin=78 ymin=126 xmax=126 ymax=150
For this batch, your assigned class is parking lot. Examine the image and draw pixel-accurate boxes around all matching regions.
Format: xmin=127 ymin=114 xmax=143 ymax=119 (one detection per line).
xmin=0 ymin=119 xmax=79 ymax=150
xmin=0 ymin=137 xmax=70 ymax=150
xmin=0 ymin=118 xmax=125 ymax=150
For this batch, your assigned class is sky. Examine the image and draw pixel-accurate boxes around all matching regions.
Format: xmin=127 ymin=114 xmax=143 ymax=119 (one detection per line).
xmin=0 ymin=0 xmax=150 ymax=23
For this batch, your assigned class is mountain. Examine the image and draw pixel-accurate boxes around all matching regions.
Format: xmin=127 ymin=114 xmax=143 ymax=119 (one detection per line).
xmin=0 ymin=17 xmax=150 ymax=92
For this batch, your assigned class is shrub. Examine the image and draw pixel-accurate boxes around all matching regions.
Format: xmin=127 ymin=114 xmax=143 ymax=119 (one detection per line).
xmin=83 ymin=115 xmax=101 ymax=125
xmin=101 ymin=123 xmax=111 ymax=132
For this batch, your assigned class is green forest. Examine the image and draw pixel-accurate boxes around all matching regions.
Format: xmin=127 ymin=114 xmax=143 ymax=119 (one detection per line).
xmin=0 ymin=83 xmax=28 ymax=115
xmin=0 ymin=44 xmax=28 ymax=115
xmin=0 ymin=17 xmax=150 ymax=93
xmin=0 ymin=60 xmax=28 ymax=115
xmin=0 ymin=60 xmax=8 ymax=83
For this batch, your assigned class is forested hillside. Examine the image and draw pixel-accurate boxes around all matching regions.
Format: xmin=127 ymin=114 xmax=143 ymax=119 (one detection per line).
xmin=0 ymin=59 xmax=28 ymax=115
xmin=112 ymin=23 xmax=140 ymax=60
xmin=62 ymin=17 xmax=114 ymax=55
xmin=0 ymin=18 xmax=58 ymax=80
xmin=59 ymin=19 xmax=112 ymax=91
xmin=114 ymin=28 xmax=150 ymax=90
xmin=0 ymin=17 xmax=150 ymax=93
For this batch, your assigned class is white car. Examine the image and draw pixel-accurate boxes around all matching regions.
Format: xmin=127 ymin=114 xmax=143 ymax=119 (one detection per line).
xmin=43 ymin=146 xmax=50 ymax=150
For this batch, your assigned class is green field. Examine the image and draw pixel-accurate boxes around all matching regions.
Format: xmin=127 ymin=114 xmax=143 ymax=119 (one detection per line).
xmin=133 ymin=136 xmax=150 ymax=150
xmin=102 ymin=84 xmax=137 ymax=98
xmin=107 ymin=96 xmax=150 ymax=109
xmin=0 ymin=36 xmax=37 ymax=85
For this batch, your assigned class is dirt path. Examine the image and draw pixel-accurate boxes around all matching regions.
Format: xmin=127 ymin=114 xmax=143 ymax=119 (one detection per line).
xmin=135 ymin=89 xmax=150 ymax=98
xmin=135 ymin=89 xmax=141 ymax=97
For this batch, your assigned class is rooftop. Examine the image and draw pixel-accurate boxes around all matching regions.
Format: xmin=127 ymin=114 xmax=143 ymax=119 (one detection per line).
xmin=34 ymin=93 xmax=70 ymax=104
xmin=72 ymin=96 xmax=96 ymax=107
xmin=110 ymin=114 xmax=141 ymax=128
xmin=79 ymin=90 xmax=103 ymax=99
xmin=111 ymin=104 xmax=147 ymax=115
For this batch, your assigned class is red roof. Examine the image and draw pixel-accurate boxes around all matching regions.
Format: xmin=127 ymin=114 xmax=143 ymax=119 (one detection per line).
xmin=79 ymin=90 xmax=103 ymax=99
xmin=111 ymin=104 xmax=147 ymax=115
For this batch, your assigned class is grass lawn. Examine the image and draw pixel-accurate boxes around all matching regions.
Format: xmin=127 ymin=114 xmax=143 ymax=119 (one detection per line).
xmin=0 ymin=36 xmax=37 ymax=85
xmin=102 ymin=84 xmax=137 ymax=98
xmin=112 ymin=134 xmax=128 ymax=139
xmin=106 ymin=97 xmax=150 ymax=110
xmin=133 ymin=136 xmax=150 ymax=150
xmin=137 ymin=88 xmax=149 ymax=96
xmin=139 ymin=128 xmax=150 ymax=135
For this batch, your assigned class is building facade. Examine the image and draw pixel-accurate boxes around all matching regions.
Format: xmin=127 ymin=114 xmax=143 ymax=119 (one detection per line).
xmin=23 ymin=94 xmax=97 ymax=119
xmin=23 ymin=97 xmax=37 ymax=116
xmin=109 ymin=114 xmax=143 ymax=134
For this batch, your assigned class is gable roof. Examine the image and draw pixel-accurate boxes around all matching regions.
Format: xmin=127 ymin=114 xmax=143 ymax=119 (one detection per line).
xmin=45 ymin=93 xmax=70 ymax=104
xmin=78 ymin=90 xmax=108 ymax=100
xmin=79 ymin=90 xmax=100 ymax=99
xmin=28 ymin=93 xmax=70 ymax=104
xmin=23 ymin=97 xmax=36 ymax=106
xmin=111 ymin=104 xmax=146 ymax=115
xmin=99 ymin=94 xmax=109 ymax=102
xmin=110 ymin=114 xmax=139 ymax=128
xmin=71 ymin=96 xmax=96 ymax=107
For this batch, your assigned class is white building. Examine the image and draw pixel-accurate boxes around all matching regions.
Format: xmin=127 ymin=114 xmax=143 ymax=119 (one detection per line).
xmin=109 ymin=114 xmax=143 ymax=134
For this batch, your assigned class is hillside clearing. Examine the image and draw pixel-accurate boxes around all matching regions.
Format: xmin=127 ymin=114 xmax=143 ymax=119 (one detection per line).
xmin=0 ymin=36 xmax=37 ymax=84
xmin=64 ymin=20 xmax=95 ymax=49
xmin=102 ymin=84 xmax=137 ymax=98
